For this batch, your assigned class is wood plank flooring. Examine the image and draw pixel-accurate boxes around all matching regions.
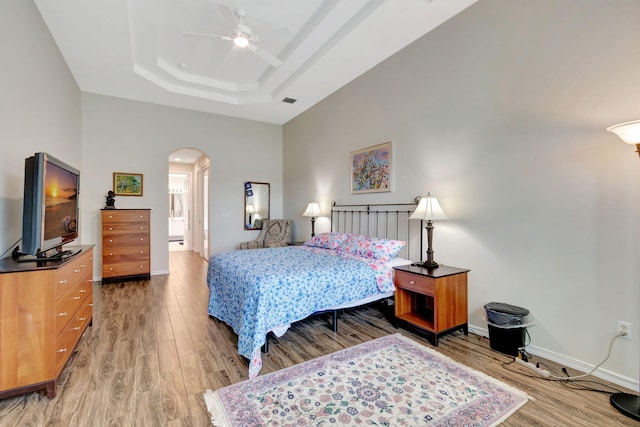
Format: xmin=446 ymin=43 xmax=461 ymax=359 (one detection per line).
xmin=0 ymin=250 xmax=638 ymax=426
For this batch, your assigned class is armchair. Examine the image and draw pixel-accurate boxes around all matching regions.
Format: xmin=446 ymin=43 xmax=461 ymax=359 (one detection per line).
xmin=239 ymin=219 xmax=293 ymax=250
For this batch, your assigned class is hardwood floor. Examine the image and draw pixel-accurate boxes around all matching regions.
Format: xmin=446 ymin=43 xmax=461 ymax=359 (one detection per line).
xmin=0 ymin=250 xmax=638 ymax=426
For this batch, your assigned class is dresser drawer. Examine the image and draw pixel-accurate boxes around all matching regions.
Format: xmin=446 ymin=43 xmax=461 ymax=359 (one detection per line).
xmin=77 ymin=297 xmax=93 ymax=325
xmin=54 ymin=260 xmax=82 ymax=300
xmin=55 ymin=284 xmax=83 ymax=336
xmin=102 ymin=246 xmax=150 ymax=263
xmin=103 ymin=234 xmax=149 ymax=248
xmin=54 ymin=316 xmax=86 ymax=374
xmin=102 ymin=222 xmax=150 ymax=236
xmin=103 ymin=261 xmax=150 ymax=278
xmin=78 ymin=276 xmax=92 ymax=300
xmin=102 ymin=210 xmax=150 ymax=223
xmin=394 ymin=270 xmax=435 ymax=295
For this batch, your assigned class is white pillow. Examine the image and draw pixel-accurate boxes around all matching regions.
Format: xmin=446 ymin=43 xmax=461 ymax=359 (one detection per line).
xmin=387 ymin=257 xmax=412 ymax=268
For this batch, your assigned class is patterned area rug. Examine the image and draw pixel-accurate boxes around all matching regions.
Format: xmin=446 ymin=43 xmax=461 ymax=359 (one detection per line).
xmin=203 ymin=334 xmax=528 ymax=426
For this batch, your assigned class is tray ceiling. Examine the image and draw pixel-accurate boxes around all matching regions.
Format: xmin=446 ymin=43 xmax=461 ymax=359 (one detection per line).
xmin=34 ymin=0 xmax=477 ymax=124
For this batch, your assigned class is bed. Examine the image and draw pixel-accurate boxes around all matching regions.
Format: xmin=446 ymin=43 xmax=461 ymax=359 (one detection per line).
xmin=207 ymin=201 xmax=422 ymax=378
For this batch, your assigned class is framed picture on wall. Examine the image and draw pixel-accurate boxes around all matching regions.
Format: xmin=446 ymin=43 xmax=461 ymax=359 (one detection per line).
xmin=113 ymin=172 xmax=143 ymax=196
xmin=350 ymin=141 xmax=392 ymax=194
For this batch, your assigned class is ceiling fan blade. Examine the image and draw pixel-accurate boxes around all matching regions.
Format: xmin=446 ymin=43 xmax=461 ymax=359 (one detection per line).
xmin=182 ymin=31 xmax=232 ymax=41
xmin=247 ymin=44 xmax=282 ymax=67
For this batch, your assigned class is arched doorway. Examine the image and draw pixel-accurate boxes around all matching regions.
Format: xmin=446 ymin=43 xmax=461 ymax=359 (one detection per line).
xmin=168 ymin=148 xmax=210 ymax=259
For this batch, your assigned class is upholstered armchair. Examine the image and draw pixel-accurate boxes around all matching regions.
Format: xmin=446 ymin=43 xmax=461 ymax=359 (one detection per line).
xmin=239 ymin=219 xmax=293 ymax=250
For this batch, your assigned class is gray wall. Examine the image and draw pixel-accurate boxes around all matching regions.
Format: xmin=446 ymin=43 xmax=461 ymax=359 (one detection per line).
xmin=80 ymin=93 xmax=283 ymax=275
xmin=0 ymin=0 xmax=81 ymax=256
xmin=283 ymin=0 xmax=640 ymax=387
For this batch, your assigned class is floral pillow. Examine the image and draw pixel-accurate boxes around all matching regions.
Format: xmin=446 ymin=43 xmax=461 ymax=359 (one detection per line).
xmin=340 ymin=234 xmax=406 ymax=262
xmin=303 ymin=232 xmax=349 ymax=250
xmin=338 ymin=234 xmax=367 ymax=256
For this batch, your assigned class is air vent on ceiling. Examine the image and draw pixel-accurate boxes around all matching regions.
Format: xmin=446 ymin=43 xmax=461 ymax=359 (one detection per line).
xmin=282 ymin=97 xmax=297 ymax=104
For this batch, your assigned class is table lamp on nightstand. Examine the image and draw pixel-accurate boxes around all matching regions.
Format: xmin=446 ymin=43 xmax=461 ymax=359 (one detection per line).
xmin=410 ymin=193 xmax=447 ymax=269
xmin=302 ymin=202 xmax=321 ymax=238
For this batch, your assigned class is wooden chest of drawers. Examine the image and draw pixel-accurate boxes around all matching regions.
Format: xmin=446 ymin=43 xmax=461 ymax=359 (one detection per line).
xmin=0 ymin=246 xmax=94 ymax=399
xmin=101 ymin=209 xmax=151 ymax=284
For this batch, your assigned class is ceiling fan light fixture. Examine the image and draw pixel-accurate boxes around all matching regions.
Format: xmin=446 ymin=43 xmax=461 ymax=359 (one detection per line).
xmin=233 ymin=35 xmax=249 ymax=48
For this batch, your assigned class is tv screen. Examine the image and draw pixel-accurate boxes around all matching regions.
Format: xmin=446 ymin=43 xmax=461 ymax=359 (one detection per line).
xmin=22 ymin=152 xmax=80 ymax=257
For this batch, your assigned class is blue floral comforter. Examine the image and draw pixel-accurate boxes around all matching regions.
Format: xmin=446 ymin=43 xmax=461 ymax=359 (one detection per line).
xmin=207 ymin=246 xmax=392 ymax=378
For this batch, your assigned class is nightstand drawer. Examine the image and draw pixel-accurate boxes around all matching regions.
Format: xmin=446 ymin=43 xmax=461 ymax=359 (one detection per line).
xmin=395 ymin=270 xmax=434 ymax=295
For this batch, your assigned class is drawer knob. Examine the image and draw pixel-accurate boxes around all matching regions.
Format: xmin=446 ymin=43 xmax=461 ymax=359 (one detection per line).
xmin=140 ymin=238 xmax=144 ymax=241
xmin=58 ymin=280 xmax=67 ymax=285
xmin=57 ymin=348 xmax=67 ymax=353
xmin=57 ymin=312 xmax=67 ymax=317
xmin=109 ymin=227 xmax=113 ymax=231
xmin=79 ymin=317 xmax=86 ymax=321
xmin=74 ymin=269 xmax=81 ymax=273
xmin=109 ymin=239 xmax=113 ymax=243
xmin=140 ymin=226 xmax=143 ymax=230
xmin=80 ymin=264 xmax=86 ymax=268
xmin=71 ymin=327 xmax=81 ymax=331
xmin=109 ymin=253 xmax=113 ymax=256
xmin=80 ymin=289 xmax=87 ymax=293
xmin=140 ymin=251 xmax=144 ymax=254
xmin=89 ymin=303 xmax=94 ymax=307
xmin=109 ymin=268 xmax=113 ymax=271
xmin=409 ymin=280 xmax=416 ymax=285
xmin=72 ymin=296 xmax=81 ymax=300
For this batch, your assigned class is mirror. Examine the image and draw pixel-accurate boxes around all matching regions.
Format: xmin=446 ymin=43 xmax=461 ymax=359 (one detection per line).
xmin=244 ymin=181 xmax=270 ymax=230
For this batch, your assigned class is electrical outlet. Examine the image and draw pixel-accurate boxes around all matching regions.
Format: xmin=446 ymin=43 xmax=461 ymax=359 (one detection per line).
xmin=618 ymin=321 xmax=632 ymax=340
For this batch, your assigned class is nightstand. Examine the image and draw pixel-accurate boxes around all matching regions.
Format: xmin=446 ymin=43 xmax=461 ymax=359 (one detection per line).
xmin=393 ymin=264 xmax=469 ymax=346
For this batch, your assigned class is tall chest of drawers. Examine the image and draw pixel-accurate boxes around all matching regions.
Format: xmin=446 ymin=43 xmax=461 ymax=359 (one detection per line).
xmin=0 ymin=246 xmax=94 ymax=399
xmin=101 ymin=209 xmax=151 ymax=284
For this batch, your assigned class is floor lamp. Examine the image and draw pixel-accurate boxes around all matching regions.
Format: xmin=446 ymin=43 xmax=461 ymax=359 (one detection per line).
xmin=607 ymin=119 xmax=640 ymax=421
xmin=302 ymin=202 xmax=320 ymax=238
xmin=409 ymin=193 xmax=447 ymax=269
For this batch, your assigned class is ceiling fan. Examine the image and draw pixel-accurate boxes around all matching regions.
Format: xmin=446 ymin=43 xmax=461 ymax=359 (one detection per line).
xmin=182 ymin=7 xmax=283 ymax=67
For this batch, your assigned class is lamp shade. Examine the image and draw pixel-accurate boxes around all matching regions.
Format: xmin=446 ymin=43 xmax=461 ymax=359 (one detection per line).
xmin=246 ymin=204 xmax=255 ymax=214
xmin=607 ymin=120 xmax=640 ymax=144
xmin=410 ymin=193 xmax=447 ymax=221
xmin=302 ymin=202 xmax=321 ymax=217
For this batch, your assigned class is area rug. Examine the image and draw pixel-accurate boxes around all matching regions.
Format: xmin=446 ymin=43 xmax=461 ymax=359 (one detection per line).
xmin=203 ymin=333 xmax=528 ymax=426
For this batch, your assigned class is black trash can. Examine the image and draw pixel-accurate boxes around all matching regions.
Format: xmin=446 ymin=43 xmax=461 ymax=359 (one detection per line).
xmin=484 ymin=302 xmax=530 ymax=356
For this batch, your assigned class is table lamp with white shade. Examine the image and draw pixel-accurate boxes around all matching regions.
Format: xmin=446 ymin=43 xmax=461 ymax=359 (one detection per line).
xmin=302 ymin=202 xmax=321 ymax=238
xmin=409 ymin=193 xmax=447 ymax=269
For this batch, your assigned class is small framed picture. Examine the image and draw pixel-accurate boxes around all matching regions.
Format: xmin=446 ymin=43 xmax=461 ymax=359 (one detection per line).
xmin=350 ymin=141 xmax=392 ymax=194
xmin=113 ymin=172 xmax=143 ymax=196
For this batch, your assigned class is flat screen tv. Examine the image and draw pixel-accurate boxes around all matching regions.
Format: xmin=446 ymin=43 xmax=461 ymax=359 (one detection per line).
xmin=21 ymin=152 xmax=80 ymax=258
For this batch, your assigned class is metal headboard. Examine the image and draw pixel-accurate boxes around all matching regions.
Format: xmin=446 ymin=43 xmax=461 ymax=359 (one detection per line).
xmin=330 ymin=200 xmax=422 ymax=261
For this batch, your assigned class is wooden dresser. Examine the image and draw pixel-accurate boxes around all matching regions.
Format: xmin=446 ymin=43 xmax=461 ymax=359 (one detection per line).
xmin=101 ymin=209 xmax=151 ymax=284
xmin=0 ymin=245 xmax=94 ymax=399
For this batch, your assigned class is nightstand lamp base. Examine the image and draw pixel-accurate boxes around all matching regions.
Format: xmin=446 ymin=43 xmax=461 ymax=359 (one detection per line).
xmin=412 ymin=260 xmax=439 ymax=269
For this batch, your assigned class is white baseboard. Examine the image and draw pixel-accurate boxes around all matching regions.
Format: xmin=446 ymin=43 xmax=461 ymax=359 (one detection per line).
xmin=469 ymin=324 xmax=638 ymax=392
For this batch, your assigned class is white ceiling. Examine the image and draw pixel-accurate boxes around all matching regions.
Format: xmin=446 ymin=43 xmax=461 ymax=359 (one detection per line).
xmin=34 ymin=0 xmax=477 ymax=125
